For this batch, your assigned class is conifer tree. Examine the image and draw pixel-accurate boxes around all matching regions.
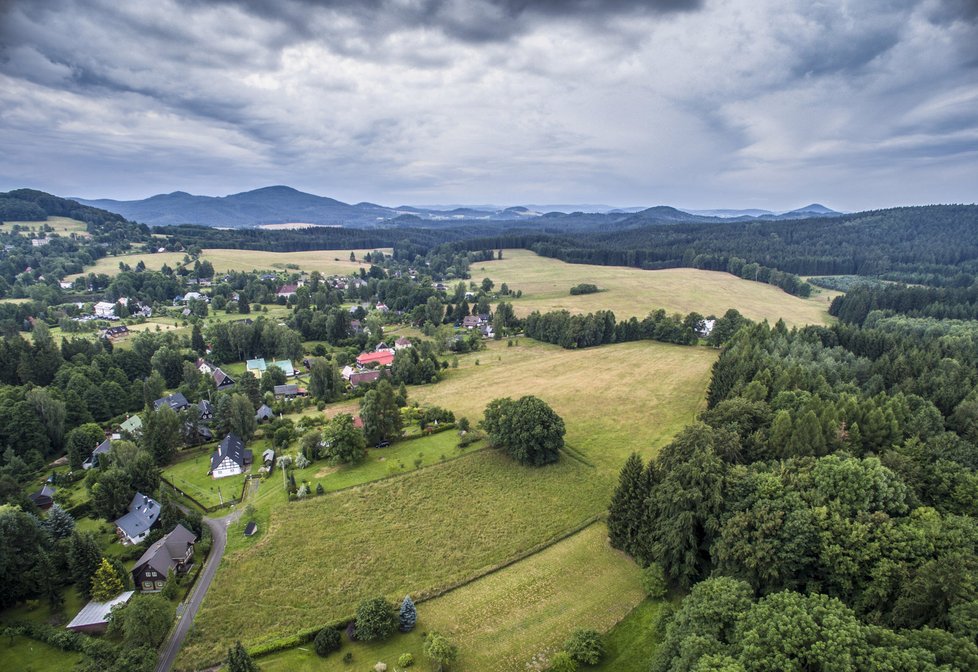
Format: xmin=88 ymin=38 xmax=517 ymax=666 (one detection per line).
xmin=607 ymin=453 xmax=647 ymax=555
xmin=45 ymin=503 xmax=75 ymax=540
xmin=226 ymin=641 xmax=260 ymax=672
xmin=399 ymin=595 xmax=417 ymax=632
xmin=90 ymin=557 xmax=124 ymax=602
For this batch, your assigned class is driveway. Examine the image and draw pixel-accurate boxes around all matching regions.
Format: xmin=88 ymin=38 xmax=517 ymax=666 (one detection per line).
xmin=155 ymin=507 xmax=243 ymax=672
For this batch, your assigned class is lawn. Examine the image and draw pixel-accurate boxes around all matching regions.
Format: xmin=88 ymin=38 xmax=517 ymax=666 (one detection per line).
xmin=162 ymin=446 xmax=247 ymax=510
xmin=474 ymin=249 xmax=834 ymax=328
xmin=255 ymin=523 xmax=645 ymax=672
xmin=200 ymin=248 xmax=393 ymax=275
xmin=177 ymin=338 xmax=715 ymax=668
xmin=0 ymin=635 xmax=83 ymax=672
xmin=592 ymin=599 xmax=672 ymax=671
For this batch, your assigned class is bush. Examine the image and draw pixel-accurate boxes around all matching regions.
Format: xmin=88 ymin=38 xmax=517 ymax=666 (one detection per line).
xmin=641 ymin=562 xmax=668 ymax=599
xmin=564 ymin=629 xmax=605 ymax=665
xmin=314 ymin=627 xmax=342 ymax=656
xmin=343 ymin=651 xmax=353 ymax=664
xmin=548 ymin=651 xmax=578 ymax=672
xmin=398 ymin=652 xmax=415 ymax=667
xmin=569 ymin=283 xmax=599 ymax=295
xmin=355 ymin=596 xmax=397 ymax=641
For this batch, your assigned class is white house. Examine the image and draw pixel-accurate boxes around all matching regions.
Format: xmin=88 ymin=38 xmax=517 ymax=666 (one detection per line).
xmin=114 ymin=493 xmax=160 ymax=544
xmin=93 ymin=301 xmax=116 ymax=318
xmin=210 ymin=433 xmax=252 ymax=479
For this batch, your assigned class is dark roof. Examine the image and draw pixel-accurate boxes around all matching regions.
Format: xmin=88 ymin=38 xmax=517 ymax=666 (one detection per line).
xmin=210 ymin=433 xmax=249 ymax=472
xmin=213 ymin=368 xmax=234 ymax=387
xmin=244 ymin=521 xmax=258 ymax=536
xmin=29 ymin=484 xmax=55 ymax=507
xmin=273 ymin=384 xmax=300 ymax=395
xmin=198 ymin=399 xmax=213 ymax=414
xmin=93 ymin=438 xmax=111 ymax=456
xmin=153 ymin=392 xmax=190 ymax=412
xmin=255 ymin=404 xmax=275 ymax=421
xmin=196 ymin=425 xmax=214 ymax=440
xmin=132 ymin=524 xmax=197 ymax=576
xmin=104 ymin=326 xmax=129 ymax=337
xmin=462 ymin=315 xmax=481 ymax=327
xmin=350 ymin=370 xmax=382 ymax=387
xmin=114 ymin=493 xmax=160 ymax=540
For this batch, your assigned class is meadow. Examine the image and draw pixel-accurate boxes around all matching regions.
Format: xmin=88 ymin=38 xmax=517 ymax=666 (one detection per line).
xmin=178 ymin=338 xmax=715 ymax=667
xmin=64 ymin=251 xmax=187 ymax=279
xmin=1 ymin=216 xmax=90 ymax=237
xmin=199 ymin=248 xmax=392 ymax=275
xmin=476 ymin=249 xmax=834 ymax=327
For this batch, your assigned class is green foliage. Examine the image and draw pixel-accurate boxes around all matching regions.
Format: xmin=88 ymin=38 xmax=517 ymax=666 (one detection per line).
xmin=321 ymin=413 xmax=367 ymax=465
xmin=90 ymin=557 xmax=124 ymax=602
xmin=0 ymin=506 xmax=56 ymax=608
xmin=564 ymin=628 xmax=604 ymax=665
xmin=482 ymin=395 xmax=565 ymax=466
xmin=355 ymin=596 xmax=397 ymax=641
xmin=397 ymin=652 xmax=415 ymax=667
xmin=360 ymin=380 xmax=402 ymax=445
xmin=142 ymin=405 xmax=181 ymax=465
xmin=640 ymin=563 xmax=668 ymax=600
xmin=399 ymin=595 xmax=416 ymax=632
xmin=607 ymin=453 xmax=648 ymax=557
xmin=108 ymin=594 xmax=174 ymax=648
xmin=423 ymin=631 xmax=458 ymax=671
xmin=66 ymin=423 xmax=105 ymax=469
xmin=548 ymin=651 xmax=578 ymax=672
xmin=226 ymin=640 xmax=260 ymax=672
xmin=313 ymin=627 xmax=341 ymax=656
xmin=569 ymin=283 xmax=600 ymax=295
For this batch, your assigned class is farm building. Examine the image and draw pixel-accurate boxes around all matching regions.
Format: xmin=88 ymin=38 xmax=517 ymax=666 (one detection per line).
xmin=115 ymin=493 xmax=160 ymax=544
xmin=131 ymin=524 xmax=197 ymax=592
xmin=210 ymin=433 xmax=252 ymax=479
xmin=66 ymin=591 xmax=134 ymax=634
xmin=350 ymin=370 xmax=382 ymax=388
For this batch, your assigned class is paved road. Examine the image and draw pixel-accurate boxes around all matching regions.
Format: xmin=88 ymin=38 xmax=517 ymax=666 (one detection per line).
xmin=155 ymin=508 xmax=242 ymax=672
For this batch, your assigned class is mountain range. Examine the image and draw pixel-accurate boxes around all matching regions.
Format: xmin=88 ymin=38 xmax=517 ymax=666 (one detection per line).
xmin=75 ymin=185 xmax=842 ymax=228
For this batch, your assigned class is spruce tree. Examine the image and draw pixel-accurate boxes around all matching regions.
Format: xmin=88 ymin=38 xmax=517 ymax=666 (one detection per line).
xmin=45 ymin=503 xmax=75 ymax=540
xmin=226 ymin=641 xmax=260 ymax=672
xmin=399 ymin=595 xmax=417 ymax=632
xmin=90 ymin=557 xmax=124 ymax=602
xmin=69 ymin=532 xmax=103 ymax=597
xmin=607 ymin=453 xmax=646 ymax=556
xmin=191 ymin=324 xmax=206 ymax=356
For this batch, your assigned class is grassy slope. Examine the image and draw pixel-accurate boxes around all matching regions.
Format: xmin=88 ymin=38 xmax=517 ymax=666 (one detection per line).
xmin=0 ymin=636 xmax=83 ymax=672
xmin=476 ymin=249 xmax=834 ymax=328
xmin=200 ymin=248 xmax=392 ymax=275
xmin=179 ymin=338 xmax=714 ymax=667
xmin=2 ymin=216 xmax=90 ymax=237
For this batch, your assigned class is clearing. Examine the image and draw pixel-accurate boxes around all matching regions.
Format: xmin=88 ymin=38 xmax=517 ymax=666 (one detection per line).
xmin=1 ymin=216 xmax=90 ymax=237
xmin=475 ymin=249 xmax=834 ymax=327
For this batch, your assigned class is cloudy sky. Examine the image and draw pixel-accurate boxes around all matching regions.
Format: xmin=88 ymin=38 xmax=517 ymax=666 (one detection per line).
xmin=1 ymin=0 xmax=976 ymax=211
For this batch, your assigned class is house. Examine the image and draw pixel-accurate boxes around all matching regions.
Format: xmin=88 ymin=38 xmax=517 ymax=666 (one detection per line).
xmin=183 ymin=291 xmax=205 ymax=302
xmin=196 ymin=358 xmax=217 ymax=375
xmin=350 ymin=370 xmax=382 ymax=388
xmin=210 ymin=433 xmax=252 ymax=479
xmin=246 ymin=358 xmax=267 ymax=376
xmin=262 ymin=448 xmax=275 ymax=468
xmin=270 ymin=359 xmax=296 ymax=377
xmin=82 ymin=438 xmax=111 ymax=470
xmin=119 ymin=415 xmax=142 ymax=437
xmin=93 ymin=301 xmax=116 ymax=318
xmin=198 ymin=399 xmax=214 ymax=419
xmin=153 ymin=392 xmax=190 ymax=412
xmin=699 ymin=319 xmax=717 ymax=337
xmin=255 ymin=404 xmax=275 ymax=422
xmin=273 ymin=384 xmax=305 ymax=398
xmin=131 ymin=524 xmax=197 ymax=592
xmin=394 ymin=337 xmax=412 ymax=350
xmin=114 ymin=493 xmax=161 ymax=544
xmin=462 ymin=315 xmax=483 ymax=329
xmin=59 ymin=280 xmax=73 ymax=290
xmin=66 ymin=591 xmax=134 ymax=634
xmin=350 ymin=319 xmax=363 ymax=334
xmin=103 ymin=325 xmax=129 ymax=340
xmin=277 ymin=283 xmax=298 ymax=298
xmin=341 ymin=365 xmax=356 ymax=381
xmin=195 ymin=425 xmax=214 ymax=442
xmin=29 ymin=484 xmax=56 ymax=510
xmin=356 ymin=350 xmax=395 ymax=367
xmin=375 ymin=302 xmax=389 ymax=313
xmin=213 ymin=367 xmax=235 ymax=390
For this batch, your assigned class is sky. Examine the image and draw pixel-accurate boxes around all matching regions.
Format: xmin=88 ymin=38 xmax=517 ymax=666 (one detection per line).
xmin=0 ymin=0 xmax=976 ymax=211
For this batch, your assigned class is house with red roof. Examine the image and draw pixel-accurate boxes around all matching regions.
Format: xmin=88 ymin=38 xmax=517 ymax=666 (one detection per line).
xmin=356 ymin=350 xmax=395 ymax=367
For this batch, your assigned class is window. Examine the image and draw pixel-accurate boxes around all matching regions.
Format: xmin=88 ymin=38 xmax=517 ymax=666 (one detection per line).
xmin=155 ymin=580 xmax=165 ymax=589
xmin=149 ymin=571 xmax=157 ymax=578
xmin=142 ymin=581 xmax=153 ymax=590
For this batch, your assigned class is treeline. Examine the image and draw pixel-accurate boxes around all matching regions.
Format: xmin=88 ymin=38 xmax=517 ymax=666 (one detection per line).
xmin=607 ymin=312 xmax=978 ymax=669
xmin=523 ymin=307 xmax=747 ymax=349
xmin=831 ymin=281 xmax=978 ymax=324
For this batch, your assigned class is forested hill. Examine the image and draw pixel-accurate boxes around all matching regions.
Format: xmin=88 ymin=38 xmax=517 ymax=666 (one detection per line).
xmin=0 ymin=189 xmax=135 ymax=231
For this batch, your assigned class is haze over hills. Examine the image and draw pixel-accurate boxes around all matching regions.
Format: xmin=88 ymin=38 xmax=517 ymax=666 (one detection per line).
xmin=75 ymin=185 xmax=842 ymax=229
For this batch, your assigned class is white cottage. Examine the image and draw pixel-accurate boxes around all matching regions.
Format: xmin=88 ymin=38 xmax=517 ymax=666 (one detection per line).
xmin=210 ymin=433 xmax=252 ymax=479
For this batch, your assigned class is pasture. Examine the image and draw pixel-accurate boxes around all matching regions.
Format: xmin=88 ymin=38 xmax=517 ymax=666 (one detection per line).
xmin=200 ymin=248 xmax=392 ymax=275
xmin=178 ymin=338 xmax=715 ymax=667
xmin=1 ymin=216 xmax=90 ymax=237
xmin=64 ymin=251 xmax=187 ymax=280
xmin=475 ymin=249 xmax=834 ymax=327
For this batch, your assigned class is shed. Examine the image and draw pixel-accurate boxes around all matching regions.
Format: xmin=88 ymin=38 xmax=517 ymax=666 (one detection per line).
xmin=244 ymin=521 xmax=258 ymax=537
xmin=66 ymin=591 xmax=134 ymax=634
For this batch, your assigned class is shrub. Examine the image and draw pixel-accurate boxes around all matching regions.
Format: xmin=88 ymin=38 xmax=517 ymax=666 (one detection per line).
xmin=314 ymin=627 xmax=342 ymax=657
xmin=398 ymin=652 xmax=415 ymax=667
xmin=343 ymin=651 xmax=353 ymax=664
xmin=641 ymin=562 xmax=668 ymax=599
xmin=548 ymin=651 xmax=578 ymax=672
xmin=564 ymin=629 xmax=605 ymax=665
xmin=355 ymin=596 xmax=397 ymax=641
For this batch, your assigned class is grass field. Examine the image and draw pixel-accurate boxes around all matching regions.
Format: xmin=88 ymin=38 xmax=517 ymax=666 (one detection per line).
xmin=1 ymin=216 xmax=90 ymax=237
xmin=65 ymin=251 xmax=187 ymax=279
xmin=178 ymin=338 xmax=714 ymax=667
xmin=200 ymin=248 xmax=393 ymax=275
xmin=162 ymin=447 xmax=245 ymax=509
xmin=474 ymin=249 xmax=834 ymax=328
xmin=592 ymin=599 xmax=671 ymax=671
xmin=0 ymin=635 xmax=83 ymax=672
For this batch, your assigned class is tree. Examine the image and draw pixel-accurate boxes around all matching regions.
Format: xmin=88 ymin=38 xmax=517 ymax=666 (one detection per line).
xmin=607 ymin=453 xmax=648 ymax=556
xmin=90 ymin=557 xmax=124 ymax=602
xmin=260 ymin=366 xmax=287 ymax=394
xmin=641 ymin=563 xmax=668 ymax=599
xmin=238 ymin=373 xmax=261 ymax=408
xmin=360 ymin=380 xmax=402 ymax=445
xmin=482 ymin=396 xmax=565 ymax=466
xmin=90 ymin=467 xmax=135 ymax=520
xmin=314 ymin=627 xmax=341 ymax=656
xmin=226 ymin=640 xmax=260 ymax=672
xmin=69 ymin=531 xmax=103 ymax=598
xmin=564 ymin=629 xmax=604 ymax=665
xmin=321 ymin=413 xmax=367 ymax=464
xmin=423 ymin=632 xmax=458 ymax=672
xmin=142 ymin=405 xmax=181 ymax=465
xmin=309 ymin=358 xmax=340 ymax=401
xmin=66 ymin=423 xmax=105 ymax=469
xmin=355 ymin=596 xmax=397 ymax=641
xmin=399 ymin=595 xmax=417 ymax=632
xmin=0 ymin=506 xmax=54 ymax=608
xmin=110 ymin=595 xmax=173 ymax=647
xmin=191 ymin=324 xmax=206 ymax=356
xmin=225 ymin=393 xmax=257 ymax=441
xmin=45 ymin=503 xmax=75 ymax=540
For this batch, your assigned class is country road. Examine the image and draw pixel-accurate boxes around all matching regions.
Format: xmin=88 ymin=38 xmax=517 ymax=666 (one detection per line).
xmin=155 ymin=507 xmax=242 ymax=672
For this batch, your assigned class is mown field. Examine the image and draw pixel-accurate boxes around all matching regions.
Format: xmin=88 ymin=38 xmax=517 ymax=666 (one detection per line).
xmin=1 ymin=216 xmax=90 ymax=237
xmin=65 ymin=251 xmax=187 ymax=279
xmin=476 ymin=249 xmax=834 ymax=327
xmin=200 ymin=248 xmax=392 ymax=275
xmin=255 ymin=522 xmax=645 ymax=672
xmin=178 ymin=338 xmax=715 ymax=668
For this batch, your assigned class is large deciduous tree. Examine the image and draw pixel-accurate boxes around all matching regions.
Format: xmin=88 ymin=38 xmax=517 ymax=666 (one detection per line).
xmin=482 ymin=395 xmax=565 ymax=466
xmin=359 ymin=380 xmax=402 ymax=445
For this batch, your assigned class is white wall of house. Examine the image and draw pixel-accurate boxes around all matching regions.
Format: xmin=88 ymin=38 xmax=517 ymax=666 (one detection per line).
xmin=212 ymin=456 xmax=243 ymax=479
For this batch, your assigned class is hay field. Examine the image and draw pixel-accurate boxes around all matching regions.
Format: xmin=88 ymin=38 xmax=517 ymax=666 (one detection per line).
xmin=474 ymin=249 xmax=834 ymax=327
xmin=65 ymin=251 xmax=187 ymax=279
xmin=200 ymin=248 xmax=393 ymax=274
xmin=1 ymin=216 xmax=90 ymax=237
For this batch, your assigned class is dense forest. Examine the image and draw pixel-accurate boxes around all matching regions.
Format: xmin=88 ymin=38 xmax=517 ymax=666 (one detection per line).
xmin=608 ymin=278 xmax=978 ymax=669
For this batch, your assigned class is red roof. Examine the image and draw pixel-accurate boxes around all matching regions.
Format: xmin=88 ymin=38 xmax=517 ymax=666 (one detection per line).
xmin=356 ymin=351 xmax=395 ymax=367
xmin=353 ymin=415 xmax=364 ymax=429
